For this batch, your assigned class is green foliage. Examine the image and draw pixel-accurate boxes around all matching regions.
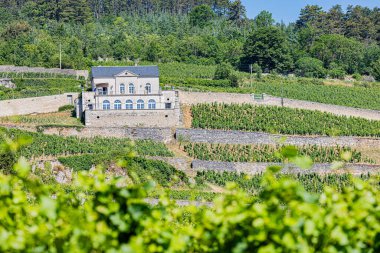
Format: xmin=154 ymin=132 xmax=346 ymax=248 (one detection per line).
xmin=328 ymin=63 xmax=346 ymax=79
xmin=295 ymin=57 xmax=326 ymax=78
xmin=253 ymin=10 xmax=274 ymax=28
xmin=0 ymin=78 xmax=83 ymax=100
xmin=183 ymin=143 xmax=373 ymax=163
xmin=229 ymin=74 xmax=239 ymax=87
xmin=127 ymin=157 xmax=189 ymax=187
xmin=0 ymin=150 xmax=16 ymax=174
xmin=1 ymin=3 xmax=380 ymax=78
xmin=0 ymin=72 xmax=78 ymax=79
xmin=148 ymin=189 xmax=220 ymax=201
xmin=189 ymin=4 xmax=215 ymax=28
xmin=310 ymin=34 xmax=364 ymax=74
xmin=242 ymin=26 xmax=293 ymax=72
xmin=251 ymin=63 xmax=262 ymax=78
xmin=0 ymin=134 xmax=380 ymax=252
xmin=58 ymin=154 xmax=188 ymax=188
xmin=159 ymin=62 xmax=217 ymax=79
xmin=191 ymin=103 xmax=380 ymax=137
xmin=58 ymin=154 xmax=112 ymax=171
xmin=195 ymin=170 xmax=378 ymax=194
xmin=371 ymin=59 xmax=380 ymax=81
xmin=162 ymin=77 xmax=232 ymax=88
xmin=214 ymin=62 xmax=233 ymax=80
xmin=58 ymin=104 xmax=75 ymax=112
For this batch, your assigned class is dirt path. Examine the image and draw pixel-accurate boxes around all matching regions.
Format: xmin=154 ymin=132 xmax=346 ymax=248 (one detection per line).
xmin=181 ymin=105 xmax=192 ymax=128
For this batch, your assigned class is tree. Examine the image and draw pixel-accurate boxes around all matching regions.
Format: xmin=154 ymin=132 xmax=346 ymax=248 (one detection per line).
xmin=296 ymin=5 xmax=325 ymax=29
xmin=2 ymin=21 xmax=31 ymax=40
xmin=227 ymin=0 xmax=246 ymax=23
xmin=371 ymin=59 xmax=380 ymax=81
xmin=295 ymin=57 xmax=326 ymax=78
xmin=324 ymin=5 xmax=345 ymax=35
xmin=214 ymin=62 xmax=233 ymax=80
xmin=241 ymin=27 xmax=293 ymax=72
xmin=310 ymin=34 xmax=365 ymax=74
xmin=253 ymin=11 xmax=274 ymax=28
xmin=344 ymin=5 xmax=376 ymax=42
xmin=189 ymin=4 xmax=215 ymax=28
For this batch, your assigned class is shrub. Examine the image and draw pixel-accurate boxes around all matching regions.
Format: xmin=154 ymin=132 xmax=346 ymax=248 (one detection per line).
xmin=352 ymin=73 xmax=362 ymax=81
xmin=328 ymin=63 xmax=346 ymax=79
xmin=214 ymin=62 xmax=233 ymax=80
xmin=58 ymin=104 xmax=75 ymax=112
xmin=229 ymin=74 xmax=239 ymax=87
xmin=295 ymin=57 xmax=327 ymax=78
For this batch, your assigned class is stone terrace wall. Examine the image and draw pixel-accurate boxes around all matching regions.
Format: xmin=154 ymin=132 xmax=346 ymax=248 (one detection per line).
xmin=0 ymin=93 xmax=78 ymax=117
xmin=179 ymin=91 xmax=380 ymax=121
xmin=176 ymin=128 xmax=380 ymax=147
xmin=192 ymin=160 xmax=380 ymax=175
xmin=41 ymin=126 xmax=174 ymax=143
xmin=85 ymin=108 xmax=181 ymax=128
xmin=0 ymin=65 xmax=89 ymax=80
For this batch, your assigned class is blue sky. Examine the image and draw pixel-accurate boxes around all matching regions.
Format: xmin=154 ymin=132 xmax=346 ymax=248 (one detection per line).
xmin=242 ymin=0 xmax=379 ymax=23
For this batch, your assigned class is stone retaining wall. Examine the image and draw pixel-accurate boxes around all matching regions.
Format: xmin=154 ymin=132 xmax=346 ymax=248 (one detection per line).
xmin=176 ymin=128 xmax=380 ymax=147
xmin=41 ymin=126 xmax=174 ymax=143
xmin=85 ymin=108 xmax=181 ymax=128
xmin=0 ymin=93 xmax=78 ymax=117
xmin=179 ymin=91 xmax=380 ymax=121
xmin=0 ymin=65 xmax=89 ymax=80
xmin=192 ymin=160 xmax=380 ymax=175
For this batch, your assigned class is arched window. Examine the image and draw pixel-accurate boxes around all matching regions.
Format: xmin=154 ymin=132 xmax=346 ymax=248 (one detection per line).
xmin=126 ymin=100 xmax=133 ymax=110
xmin=129 ymin=83 xmax=135 ymax=94
xmin=102 ymin=100 xmax=110 ymax=110
xmin=137 ymin=99 xmax=144 ymax=110
xmin=120 ymin=84 xmax=125 ymax=94
xmin=114 ymin=100 xmax=122 ymax=110
xmin=145 ymin=83 xmax=151 ymax=94
xmin=148 ymin=99 xmax=156 ymax=109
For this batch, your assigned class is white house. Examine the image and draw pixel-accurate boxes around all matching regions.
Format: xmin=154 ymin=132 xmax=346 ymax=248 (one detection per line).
xmin=77 ymin=66 xmax=180 ymax=127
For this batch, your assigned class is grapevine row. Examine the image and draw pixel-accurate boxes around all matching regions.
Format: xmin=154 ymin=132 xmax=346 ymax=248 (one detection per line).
xmin=195 ymin=170 xmax=378 ymax=194
xmin=1 ymin=127 xmax=173 ymax=158
xmin=191 ymin=103 xmax=380 ymax=137
xmin=183 ymin=143 xmax=374 ymax=163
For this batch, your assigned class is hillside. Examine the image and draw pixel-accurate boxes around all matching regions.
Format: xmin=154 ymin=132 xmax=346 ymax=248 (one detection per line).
xmin=1 ymin=1 xmax=380 ymax=252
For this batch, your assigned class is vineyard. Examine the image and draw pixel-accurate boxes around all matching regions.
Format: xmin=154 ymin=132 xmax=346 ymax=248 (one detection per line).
xmin=183 ymin=143 xmax=374 ymax=163
xmin=170 ymin=75 xmax=380 ymax=110
xmin=0 ymin=127 xmax=173 ymax=158
xmin=191 ymin=103 xmax=380 ymax=137
xmin=161 ymin=77 xmax=232 ymax=88
xmin=0 ymin=72 xmax=79 ymax=79
xmin=0 ymin=78 xmax=83 ymax=100
xmin=0 ymin=111 xmax=82 ymax=126
xmin=59 ymin=154 xmax=189 ymax=186
xmin=195 ymin=170 xmax=379 ymax=194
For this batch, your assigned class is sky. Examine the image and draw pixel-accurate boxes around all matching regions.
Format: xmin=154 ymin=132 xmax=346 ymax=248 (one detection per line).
xmin=242 ymin=0 xmax=379 ymax=23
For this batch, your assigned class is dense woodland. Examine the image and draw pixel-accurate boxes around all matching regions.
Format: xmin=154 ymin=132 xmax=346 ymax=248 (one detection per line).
xmin=1 ymin=1 xmax=380 ymax=79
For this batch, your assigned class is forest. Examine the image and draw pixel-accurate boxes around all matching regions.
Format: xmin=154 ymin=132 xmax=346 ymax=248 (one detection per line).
xmin=1 ymin=1 xmax=380 ymax=80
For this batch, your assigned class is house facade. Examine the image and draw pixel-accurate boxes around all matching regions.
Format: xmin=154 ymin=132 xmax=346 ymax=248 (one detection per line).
xmin=77 ymin=66 xmax=180 ymax=127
